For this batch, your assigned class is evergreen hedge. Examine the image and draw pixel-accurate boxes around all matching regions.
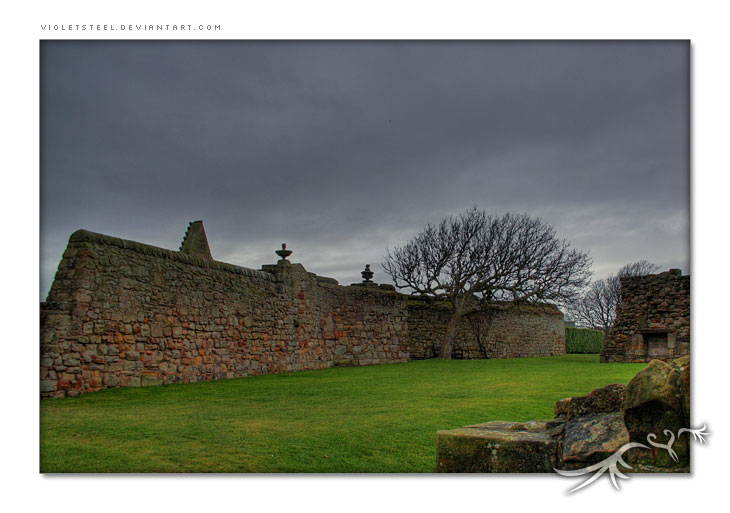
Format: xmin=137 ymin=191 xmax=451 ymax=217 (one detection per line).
xmin=565 ymin=327 xmax=604 ymax=354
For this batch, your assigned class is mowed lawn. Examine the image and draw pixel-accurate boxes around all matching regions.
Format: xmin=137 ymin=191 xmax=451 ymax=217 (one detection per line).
xmin=40 ymin=355 xmax=645 ymax=473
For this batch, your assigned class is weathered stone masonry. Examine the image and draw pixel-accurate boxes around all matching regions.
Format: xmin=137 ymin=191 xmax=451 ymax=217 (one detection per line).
xmin=40 ymin=223 xmax=565 ymax=398
xmin=41 ymin=228 xmax=409 ymax=398
xmin=408 ymin=299 xmax=565 ymax=359
xmin=601 ymin=269 xmax=690 ymax=363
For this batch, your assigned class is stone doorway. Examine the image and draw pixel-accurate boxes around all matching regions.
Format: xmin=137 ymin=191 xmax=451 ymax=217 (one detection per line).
xmin=645 ymin=332 xmax=669 ymax=358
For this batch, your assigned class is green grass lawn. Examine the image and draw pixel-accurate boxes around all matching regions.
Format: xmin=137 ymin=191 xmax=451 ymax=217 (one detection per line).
xmin=40 ymin=354 xmax=645 ymax=473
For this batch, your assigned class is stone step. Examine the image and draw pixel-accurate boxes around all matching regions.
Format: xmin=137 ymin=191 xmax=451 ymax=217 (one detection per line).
xmin=436 ymin=420 xmax=558 ymax=473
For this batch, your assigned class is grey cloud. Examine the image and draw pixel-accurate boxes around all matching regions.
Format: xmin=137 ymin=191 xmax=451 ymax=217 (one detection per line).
xmin=40 ymin=40 xmax=689 ymax=298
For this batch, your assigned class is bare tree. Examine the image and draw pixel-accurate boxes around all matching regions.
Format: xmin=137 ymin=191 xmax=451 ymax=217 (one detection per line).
xmin=568 ymin=260 xmax=659 ymax=338
xmin=567 ymin=279 xmax=618 ymax=339
xmin=383 ymin=208 xmax=592 ymax=358
xmin=617 ymin=260 xmax=661 ymax=279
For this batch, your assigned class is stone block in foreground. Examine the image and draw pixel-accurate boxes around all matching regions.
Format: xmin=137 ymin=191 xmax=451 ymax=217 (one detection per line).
xmin=623 ymin=357 xmax=690 ymax=468
xmin=560 ymin=412 xmax=629 ymax=466
xmin=435 ymin=420 xmax=558 ymax=473
xmin=435 ymin=359 xmax=691 ymax=473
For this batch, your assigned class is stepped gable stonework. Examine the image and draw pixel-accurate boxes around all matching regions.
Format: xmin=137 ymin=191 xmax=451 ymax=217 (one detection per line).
xmin=179 ymin=220 xmax=213 ymax=261
xmin=601 ymin=269 xmax=690 ymax=363
xmin=40 ymin=222 xmax=565 ymax=398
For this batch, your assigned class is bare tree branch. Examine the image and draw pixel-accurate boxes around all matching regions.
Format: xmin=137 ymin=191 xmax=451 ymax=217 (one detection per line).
xmin=566 ymin=260 xmax=659 ymax=338
xmin=383 ymin=209 xmax=593 ymax=358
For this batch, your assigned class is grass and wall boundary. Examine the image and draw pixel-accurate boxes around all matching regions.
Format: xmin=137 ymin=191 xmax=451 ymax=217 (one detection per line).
xmin=40 ymin=355 xmax=644 ymax=472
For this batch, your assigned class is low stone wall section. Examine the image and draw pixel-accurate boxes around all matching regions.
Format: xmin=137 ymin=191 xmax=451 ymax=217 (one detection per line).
xmin=408 ymin=300 xmax=566 ymax=359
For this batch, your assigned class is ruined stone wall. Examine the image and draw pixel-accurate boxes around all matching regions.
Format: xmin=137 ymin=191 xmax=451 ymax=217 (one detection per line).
xmin=40 ymin=230 xmax=409 ymax=398
xmin=601 ymin=270 xmax=690 ymax=363
xmin=408 ymin=300 xmax=566 ymax=359
xmin=41 ymin=225 xmax=572 ymax=398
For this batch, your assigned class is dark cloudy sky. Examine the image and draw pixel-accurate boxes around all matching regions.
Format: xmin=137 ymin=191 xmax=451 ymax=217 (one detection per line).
xmin=40 ymin=41 xmax=689 ymax=300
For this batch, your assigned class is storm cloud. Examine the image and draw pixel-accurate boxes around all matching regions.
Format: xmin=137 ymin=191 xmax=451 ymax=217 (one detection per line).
xmin=40 ymin=40 xmax=689 ymax=299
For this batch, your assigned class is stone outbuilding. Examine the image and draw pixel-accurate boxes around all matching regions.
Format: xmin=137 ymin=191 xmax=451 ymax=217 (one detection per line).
xmin=600 ymin=269 xmax=689 ymax=363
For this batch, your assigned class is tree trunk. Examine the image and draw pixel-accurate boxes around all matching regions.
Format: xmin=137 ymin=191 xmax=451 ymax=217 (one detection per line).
xmin=437 ymin=309 xmax=464 ymax=359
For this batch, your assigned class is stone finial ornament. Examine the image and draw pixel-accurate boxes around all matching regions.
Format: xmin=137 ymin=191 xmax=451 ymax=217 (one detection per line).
xmin=361 ymin=264 xmax=374 ymax=283
xmin=275 ymin=243 xmax=293 ymax=262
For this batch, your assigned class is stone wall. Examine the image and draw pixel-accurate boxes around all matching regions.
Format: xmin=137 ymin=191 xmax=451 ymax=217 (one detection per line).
xmin=408 ymin=299 xmax=566 ymax=359
xmin=40 ymin=229 xmax=409 ymax=398
xmin=40 ymin=223 xmax=569 ymax=398
xmin=601 ymin=270 xmax=690 ymax=363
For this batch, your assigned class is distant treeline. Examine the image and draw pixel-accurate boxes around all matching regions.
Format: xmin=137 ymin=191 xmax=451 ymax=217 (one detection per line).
xmin=565 ymin=327 xmax=604 ymax=354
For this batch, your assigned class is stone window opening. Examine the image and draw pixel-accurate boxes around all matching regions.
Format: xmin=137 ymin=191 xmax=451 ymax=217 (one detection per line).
xmin=642 ymin=330 xmax=670 ymax=359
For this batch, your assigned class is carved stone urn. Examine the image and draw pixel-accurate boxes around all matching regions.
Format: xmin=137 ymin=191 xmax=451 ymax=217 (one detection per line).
xmin=275 ymin=243 xmax=292 ymax=262
xmin=361 ymin=264 xmax=374 ymax=283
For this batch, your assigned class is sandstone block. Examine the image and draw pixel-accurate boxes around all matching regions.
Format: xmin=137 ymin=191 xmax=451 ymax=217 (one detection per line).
xmin=560 ymin=413 xmax=629 ymax=464
xmin=554 ymin=383 xmax=626 ymax=421
xmin=103 ymin=374 xmax=119 ymax=386
xmin=141 ymin=373 xmax=162 ymax=387
xmin=624 ymin=357 xmax=688 ymax=468
xmin=62 ymin=356 xmax=80 ymax=367
xmin=120 ymin=375 xmax=141 ymax=387
xmin=151 ymin=324 xmax=164 ymax=338
xmin=624 ymin=359 xmax=681 ymax=412
xmin=436 ymin=420 xmax=558 ymax=473
xmin=40 ymin=380 xmax=57 ymax=393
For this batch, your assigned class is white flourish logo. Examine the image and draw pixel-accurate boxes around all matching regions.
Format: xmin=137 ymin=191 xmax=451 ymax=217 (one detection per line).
xmin=555 ymin=425 xmax=710 ymax=493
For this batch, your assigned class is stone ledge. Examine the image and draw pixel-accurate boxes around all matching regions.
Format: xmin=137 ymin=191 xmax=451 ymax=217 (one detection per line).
xmin=436 ymin=420 xmax=558 ymax=473
xmin=406 ymin=298 xmax=563 ymax=316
